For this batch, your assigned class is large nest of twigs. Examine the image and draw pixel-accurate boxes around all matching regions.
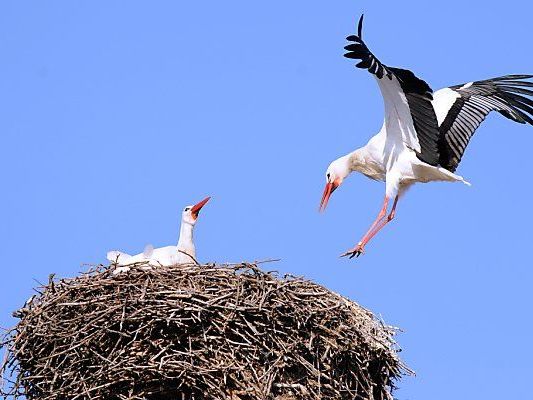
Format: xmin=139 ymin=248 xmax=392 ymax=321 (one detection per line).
xmin=1 ymin=262 xmax=410 ymax=400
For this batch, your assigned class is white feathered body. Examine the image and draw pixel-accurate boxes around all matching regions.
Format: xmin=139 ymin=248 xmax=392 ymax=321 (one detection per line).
xmin=107 ymin=215 xmax=198 ymax=272
xmin=348 ymin=77 xmax=470 ymax=199
xmin=108 ymin=245 xmax=196 ymax=267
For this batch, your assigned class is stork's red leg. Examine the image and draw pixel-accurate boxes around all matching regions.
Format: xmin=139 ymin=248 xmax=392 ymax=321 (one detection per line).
xmin=359 ymin=195 xmax=399 ymax=246
xmin=341 ymin=196 xmax=389 ymax=257
xmin=342 ymin=195 xmax=399 ymax=258
xmin=361 ymin=196 xmax=390 ymax=242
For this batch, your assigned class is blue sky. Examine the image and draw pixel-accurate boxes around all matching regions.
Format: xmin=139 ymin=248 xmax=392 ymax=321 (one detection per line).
xmin=1 ymin=1 xmax=532 ymax=398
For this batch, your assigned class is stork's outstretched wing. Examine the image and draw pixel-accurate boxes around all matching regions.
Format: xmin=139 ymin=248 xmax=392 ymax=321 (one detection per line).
xmin=433 ymin=75 xmax=533 ymax=172
xmin=344 ymin=15 xmax=441 ymax=166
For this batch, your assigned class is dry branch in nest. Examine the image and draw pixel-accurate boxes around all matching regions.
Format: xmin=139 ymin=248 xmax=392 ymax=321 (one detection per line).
xmin=1 ymin=262 xmax=411 ymax=399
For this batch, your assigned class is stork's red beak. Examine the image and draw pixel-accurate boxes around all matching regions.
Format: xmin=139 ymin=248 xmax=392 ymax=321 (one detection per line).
xmin=191 ymin=196 xmax=210 ymax=219
xmin=319 ymin=181 xmax=339 ymax=212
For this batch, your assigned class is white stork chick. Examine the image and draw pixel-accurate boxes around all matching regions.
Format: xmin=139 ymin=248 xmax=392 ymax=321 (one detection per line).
xmin=320 ymin=15 xmax=533 ymax=258
xmin=107 ymin=196 xmax=210 ymax=273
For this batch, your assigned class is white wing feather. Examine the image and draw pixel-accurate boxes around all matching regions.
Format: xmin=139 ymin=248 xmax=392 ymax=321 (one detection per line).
xmin=376 ymin=76 xmax=421 ymax=153
xmin=432 ymin=87 xmax=461 ymax=126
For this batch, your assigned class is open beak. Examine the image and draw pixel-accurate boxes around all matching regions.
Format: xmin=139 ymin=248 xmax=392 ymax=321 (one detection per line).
xmin=319 ymin=181 xmax=338 ymax=212
xmin=191 ymin=196 xmax=211 ymax=219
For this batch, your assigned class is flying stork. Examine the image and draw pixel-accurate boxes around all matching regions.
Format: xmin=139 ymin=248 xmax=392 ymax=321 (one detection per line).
xmin=107 ymin=196 xmax=210 ymax=273
xmin=320 ymin=15 xmax=533 ymax=258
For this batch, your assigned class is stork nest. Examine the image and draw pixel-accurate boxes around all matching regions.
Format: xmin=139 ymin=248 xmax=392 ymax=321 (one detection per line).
xmin=1 ymin=262 xmax=410 ymax=400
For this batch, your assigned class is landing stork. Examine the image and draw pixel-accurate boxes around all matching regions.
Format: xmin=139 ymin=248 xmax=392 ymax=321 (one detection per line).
xmin=320 ymin=15 xmax=533 ymax=258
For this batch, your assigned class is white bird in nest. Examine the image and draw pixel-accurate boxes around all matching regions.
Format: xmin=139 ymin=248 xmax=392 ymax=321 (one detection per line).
xmin=320 ymin=15 xmax=533 ymax=258
xmin=107 ymin=196 xmax=210 ymax=273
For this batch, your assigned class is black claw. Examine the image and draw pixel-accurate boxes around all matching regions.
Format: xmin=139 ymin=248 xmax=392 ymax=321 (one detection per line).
xmin=341 ymin=248 xmax=364 ymax=259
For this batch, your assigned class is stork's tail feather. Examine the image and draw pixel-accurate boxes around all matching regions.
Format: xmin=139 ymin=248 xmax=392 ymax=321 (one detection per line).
xmin=107 ymin=250 xmax=132 ymax=263
xmin=461 ymin=178 xmax=472 ymax=187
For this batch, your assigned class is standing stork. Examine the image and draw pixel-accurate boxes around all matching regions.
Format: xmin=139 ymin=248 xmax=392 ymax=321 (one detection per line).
xmin=320 ymin=15 xmax=533 ymax=258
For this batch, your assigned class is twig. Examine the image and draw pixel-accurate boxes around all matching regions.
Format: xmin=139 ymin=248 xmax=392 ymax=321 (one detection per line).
xmin=177 ymin=250 xmax=200 ymax=266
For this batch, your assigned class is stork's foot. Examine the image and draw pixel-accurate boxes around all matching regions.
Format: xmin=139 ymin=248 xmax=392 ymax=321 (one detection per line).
xmin=341 ymin=243 xmax=365 ymax=259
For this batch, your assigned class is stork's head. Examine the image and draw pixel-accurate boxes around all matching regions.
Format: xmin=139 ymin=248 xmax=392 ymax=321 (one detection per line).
xmin=320 ymin=156 xmax=351 ymax=211
xmin=182 ymin=196 xmax=211 ymax=225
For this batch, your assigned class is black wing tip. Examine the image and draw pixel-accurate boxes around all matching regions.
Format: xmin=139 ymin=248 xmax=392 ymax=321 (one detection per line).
xmin=487 ymin=75 xmax=533 ymax=124
xmin=346 ymin=14 xmax=365 ymax=43
xmin=343 ymin=16 xmax=366 ymax=61
xmin=357 ymin=14 xmax=364 ymax=38
xmin=474 ymin=74 xmax=533 ymax=86
xmin=491 ymin=74 xmax=533 ymax=81
xmin=451 ymin=75 xmax=533 ymax=90
xmin=343 ymin=13 xmax=391 ymax=79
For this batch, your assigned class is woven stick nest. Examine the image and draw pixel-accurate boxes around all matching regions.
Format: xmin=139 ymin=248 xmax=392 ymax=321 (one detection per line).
xmin=1 ymin=262 xmax=411 ymax=399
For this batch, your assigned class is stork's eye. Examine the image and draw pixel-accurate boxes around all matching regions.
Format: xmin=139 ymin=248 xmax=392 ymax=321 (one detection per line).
xmin=327 ymin=173 xmax=331 ymax=180
xmin=184 ymin=207 xmax=190 ymax=211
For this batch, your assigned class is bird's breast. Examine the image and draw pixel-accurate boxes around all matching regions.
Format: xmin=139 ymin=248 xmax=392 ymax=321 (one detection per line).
xmin=359 ymin=162 xmax=386 ymax=181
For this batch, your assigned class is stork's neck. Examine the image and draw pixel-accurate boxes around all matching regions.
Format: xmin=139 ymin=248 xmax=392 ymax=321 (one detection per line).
xmin=177 ymin=221 xmax=195 ymax=251
xmin=347 ymin=148 xmax=366 ymax=172
xmin=346 ymin=146 xmax=385 ymax=181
